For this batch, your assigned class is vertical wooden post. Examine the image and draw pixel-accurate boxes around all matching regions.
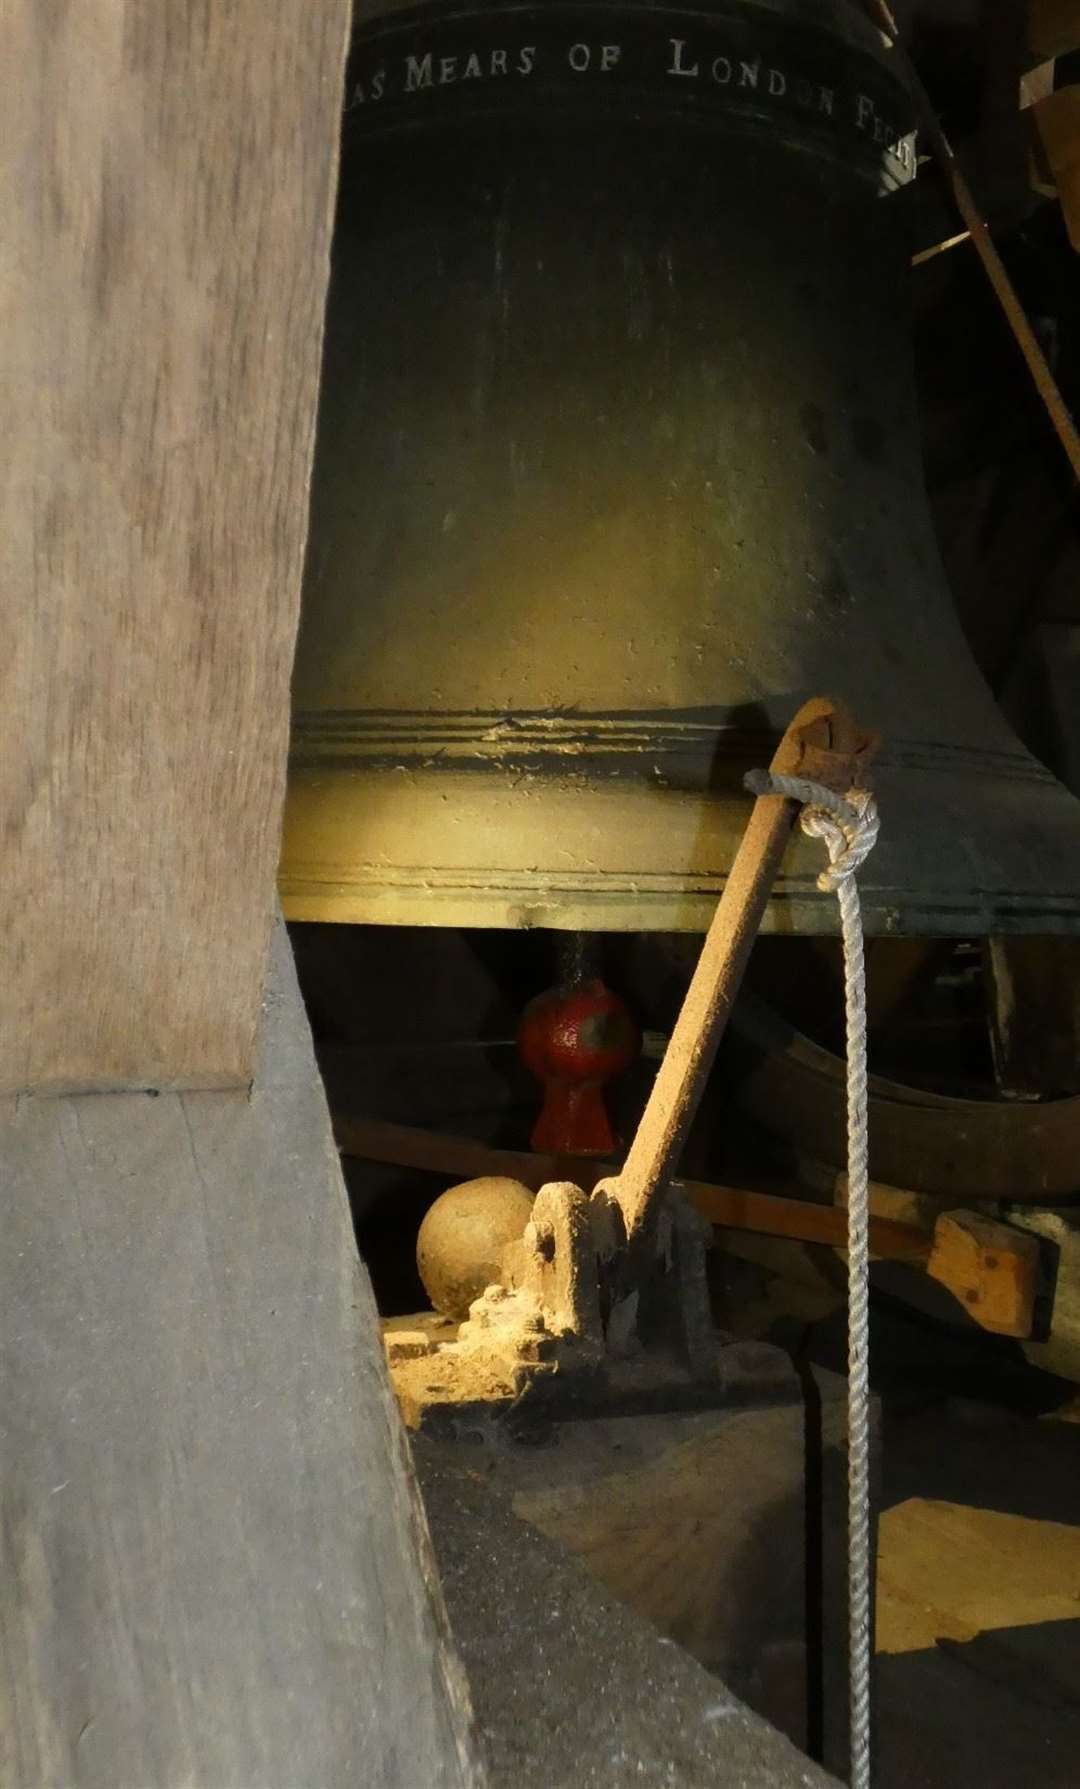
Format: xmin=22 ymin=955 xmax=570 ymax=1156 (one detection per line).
xmin=1 ymin=0 xmax=348 ymax=1093
xmin=1 ymin=931 xmax=482 ymax=1787
xmin=1 ymin=9 xmax=485 ymax=1784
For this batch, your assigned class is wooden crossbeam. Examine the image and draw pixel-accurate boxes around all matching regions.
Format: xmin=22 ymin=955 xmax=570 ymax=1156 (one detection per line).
xmin=335 ymin=1115 xmax=1051 ymax=1334
xmin=1029 ymin=0 xmax=1080 ymax=61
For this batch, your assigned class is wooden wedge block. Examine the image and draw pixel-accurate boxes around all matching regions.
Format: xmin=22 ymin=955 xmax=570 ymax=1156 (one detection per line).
xmin=927 ymin=1210 xmax=1042 ymax=1337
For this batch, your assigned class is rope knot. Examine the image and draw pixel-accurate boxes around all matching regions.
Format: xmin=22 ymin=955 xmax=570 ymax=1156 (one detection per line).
xmin=801 ymin=786 xmax=880 ymax=893
xmin=743 ymin=769 xmax=879 ymax=894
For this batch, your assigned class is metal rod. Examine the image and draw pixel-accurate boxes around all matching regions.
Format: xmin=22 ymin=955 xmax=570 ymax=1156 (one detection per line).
xmin=599 ymin=696 xmax=868 ymax=1247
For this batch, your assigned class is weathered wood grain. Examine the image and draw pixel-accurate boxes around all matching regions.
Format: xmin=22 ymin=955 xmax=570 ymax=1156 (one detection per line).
xmin=1033 ymin=86 xmax=1080 ymax=250
xmin=332 ymin=1113 xmax=934 ymax=1259
xmin=927 ymin=1209 xmax=1042 ymax=1339
xmin=0 ymin=926 xmax=483 ymax=1788
xmin=1 ymin=0 xmax=350 ymax=1092
xmin=1029 ymin=0 xmax=1080 ymax=61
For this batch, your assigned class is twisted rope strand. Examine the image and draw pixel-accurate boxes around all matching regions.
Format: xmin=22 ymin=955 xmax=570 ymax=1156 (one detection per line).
xmin=745 ymin=768 xmax=879 ymax=1789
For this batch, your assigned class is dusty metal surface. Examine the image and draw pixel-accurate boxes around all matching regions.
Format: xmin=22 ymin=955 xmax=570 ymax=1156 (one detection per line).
xmin=386 ymin=1277 xmax=796 ymax=1431
xmin=400 ymin=701 xmax=872 ymax=1394
xmin=281 ymin=0 xmax=1080 ymax=936
xmin=391 ymin=715 xmax=870 ymax=1417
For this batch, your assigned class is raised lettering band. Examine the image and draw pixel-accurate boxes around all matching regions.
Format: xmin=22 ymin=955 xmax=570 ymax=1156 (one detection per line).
xmin=345 ymin=0 xmax=917 ymax=186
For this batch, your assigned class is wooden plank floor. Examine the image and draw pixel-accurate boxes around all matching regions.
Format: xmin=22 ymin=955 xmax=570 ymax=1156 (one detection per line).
xmin=875 ymin=1400 xmax=1080 ymax=1789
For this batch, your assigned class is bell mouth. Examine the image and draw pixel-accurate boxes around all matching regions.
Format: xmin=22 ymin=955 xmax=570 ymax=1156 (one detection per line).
xmin=280 ymin=731 xmax=1080 ymax=937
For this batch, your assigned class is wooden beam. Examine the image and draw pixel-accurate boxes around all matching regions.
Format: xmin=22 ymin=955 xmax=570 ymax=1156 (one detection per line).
xmin=684 ymin=1178 xmax=933 ymax=1262
xmin=332 ymin=1114 xmax=933 ymax=1261
xmin=985 ymin=935 xmax=1080 ymax=1098
xmin=1029 ymin=0 xmax=1080 ymax=61
xmin=871 ymin=0 xmax=1080 ymax=481
xmin=1 ymin=0 xmax=349 ymax=1093
xmin=335 ymin=1111 xmax=591 ymax=1188
xmin=900 ymin=145 xmax=1049 ymax=266
xmin=1032 ymin=86 xmax=1080 ymax=248
xmin=0 ymin=926 xmax=482 ymax=1788
xmin=926 ymin=1209 xmax=1042 ymax=1336
xmin=338 ymin=1117 xmax=1043 ymax=1338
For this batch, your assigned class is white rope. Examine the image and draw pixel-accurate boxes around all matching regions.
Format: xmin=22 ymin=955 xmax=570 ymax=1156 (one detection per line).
xmin=744 ymin=768 xmax=880 ymax=1789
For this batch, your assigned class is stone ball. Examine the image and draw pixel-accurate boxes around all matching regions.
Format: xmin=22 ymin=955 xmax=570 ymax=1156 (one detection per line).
xmin=416 ymin=1176 xmax=535 ymax=1320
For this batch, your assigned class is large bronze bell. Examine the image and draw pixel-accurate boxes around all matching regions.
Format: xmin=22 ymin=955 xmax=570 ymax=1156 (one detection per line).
xmin=281 ymin=0 xmax=1080 ymax=936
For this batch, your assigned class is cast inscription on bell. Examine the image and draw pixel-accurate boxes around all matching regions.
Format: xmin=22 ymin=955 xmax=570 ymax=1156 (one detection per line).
xmin=281 ymin=0 xmax=1080 ymax=937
